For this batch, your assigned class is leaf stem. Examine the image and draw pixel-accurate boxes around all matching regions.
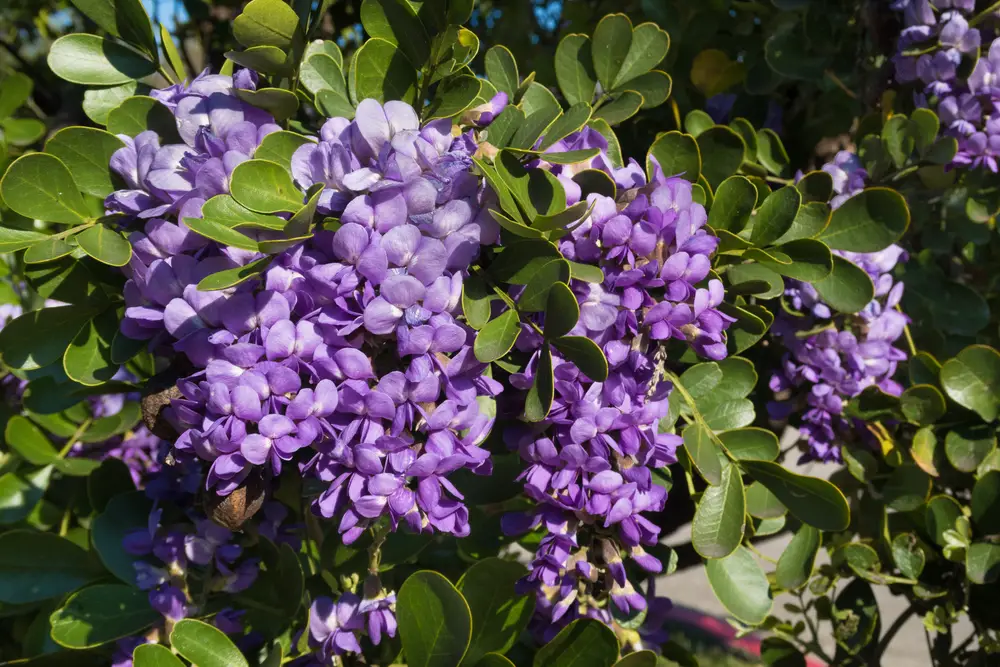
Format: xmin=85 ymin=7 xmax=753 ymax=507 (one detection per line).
xmin=58 ymin=418 xmax=93 ymax=458
xmin=971 ymin=1 xmax=1000 ymax=27
xmin=899 ymin=307 xmax=918 ymax=356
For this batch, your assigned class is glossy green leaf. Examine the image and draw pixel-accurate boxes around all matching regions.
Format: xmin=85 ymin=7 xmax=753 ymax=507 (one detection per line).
xmin=160 ymin=23 xmax=188 ymax=81
xmin=474 ymin=310 xmax=520 ymax=363
xmin=819 ymin=188 xmax=909 ymax=252
xmin=900 ymin=384 xmax=947 ymax=425
xmin=795 ymin=171 xmax=834 ymax=203
xmin=891 ymin=533 xmax=926 ymax=580
xmin=300 ymin=53 xmax=348 ymax=98
xmin=646 ymin=131 xmax=700 ymax=183
xmin=760 ymin=239 xmax=833 ymax=283
xmin=0 ymin=468 xmax=50 ymax=525
xmin=533 ymin=618 xmax=619 ymax=667
xmin=457 ymin=558 xmax=534 ymax=665
xmin=555 ymin=35 xmax=596 ymax=106
xmin=461 ymin=275 xmax=492 ymax=330
xmin=230 ymin=160 xmax=303 ymax=213
xmin=775 ymin=525 xmax=820 ymax=591
xmin=0 ymin=305 xmax=95 ymax=371
xmin=360 ymin=0 xmax=429 ymax=66
xmin=485 ymin=45 xmax=520 ymax=98
xmin=613 ymin=22 xmax=669 ymax=89
xmin=63 ymin=310 xmax=117 ymax=386
xmin=0 ymin=531 xmax=99 ymax=603
xmin=23 ymin=236 xmax=77 ymax=264
xmin=171 ymin=618 xmax=249 ymax=667
xmin=972 ymin=471 xmax=1000 ymax=534
xmin=132 ymin=644 xmax=184 ymax=667
xmin=813 ymin=255 xmax=875 ymax=314
xmin=708 ymin=176 xmax=756 ymax=233
xmin=225 ymin=46 xmax=289 ymax=76
xmin=106 ymin=96 xmax=180 ymax=142
xmin=746 ymin=481 xmax=786 ymax=519
xmin=83 ymin=81 xmax=141 ymax=126
xmin=683 ymin=423 xmax=724 ymax=485
xmin=883 ymin=464 xmax=931 ymax=511
xmin=696 ymin=126 xmax=747 ymax=190
xmin=741 ymin=460 xmax=850 ymax=531
xmin=398 ymin=571 xmax=472 ymax=667
xmin=592 ymin=91 xmax=643 ymax=126
xmin=200 ymin=195 xmax=286 ymax=230
xmin=48 ymin=34 xmax=157 ymax=85
xmin=198 ymin=256 xmax=274 ymax=292
xmin=495 ymin=150 xmax=566 ymax=220
xmin=45 ymin=127 xmax=125 ymax=198
xmin=540 ymin=104 xmax=593 ymax=151
xmin=0 ymin=227 xmax=48 ymax=254
xmin=944 ymin=426 xmax=996 ymax=473
xmin=1 ymin=118 xmax=45 ymax=146
xmin=968 ymin=543 xmax=1000 ymax=585
xmin=591 ymin=14 xmax=632 ymax=92
xmin=235 ymin=87 xmax=299 ymax=122
xmin=680 ymin=362 xmax=722 ymax=398
xmin=1 ymin=153 xmax=88 ymax=224
xmin=692 ymin=462 xmax=745 ymax=558
xmin=751 ymin=186 xmax=800 ymax=246
xmin=940 ymin=345 xmax=1000 ymax=422
xmin=625 ymin=70 xmax=672 ymax=109
xmin=702 ymin=398 xmax=755 ymax=431
xmin=525 ymin=345 xmax=554 ymax=422
xmin=50 ymin=585 xmax=158 ymax=649
xmin=756 ymin=129 xmax=790 ymax=176
xmin=544 ymin=282 xmax=579 ymax=339
xmin=76 ymin=225 xmax=132 ymax=267
xmin=232 ymin=0 xmax=300 ymax=50
xmin=925 ymin=495 xmax=962 ymax=546
xmin=0 ymin=72 xmax=31 ymax=119
xmin=69 ymin=0 xmax=156 ymax=55
xmin=717 ymin=428 xmax=778 ymax=461
xmin=182 ymin=217 xmax=259 ymax=251
xmin=552 ymin=336 xmax=608 ymax=382
xmin=726 ymin=263 xmax=784 ymax=299
xmin=352 ymin=38 xmax=418 ymax=105
xmin=705 ymin=546 xmax=772 ymax=624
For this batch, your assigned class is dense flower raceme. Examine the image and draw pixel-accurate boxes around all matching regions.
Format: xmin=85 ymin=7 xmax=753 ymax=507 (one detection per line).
xmin=769 ymin=153 xmax=909 ymax=462
xmin=106 ymin=69 xmax=506 ymax=658
xmin=501 ymin=126 xmax=731 ymax=639
xmin=889 ymin=0 xmax=1000 ymax=169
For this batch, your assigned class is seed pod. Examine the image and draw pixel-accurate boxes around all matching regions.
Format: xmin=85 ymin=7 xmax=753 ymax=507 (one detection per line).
xmin=141 ymin=385 xmax=183 ymax=440
xmin=203 ymin=471 xmax=267 ymax=531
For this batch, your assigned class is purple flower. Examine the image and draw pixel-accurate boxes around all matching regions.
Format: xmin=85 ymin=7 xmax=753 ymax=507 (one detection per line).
xmin=309 ymin=595 xmax=365 ymax=659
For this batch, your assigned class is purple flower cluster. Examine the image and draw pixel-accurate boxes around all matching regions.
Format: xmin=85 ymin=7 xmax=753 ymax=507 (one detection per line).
xmin=502 ymin=127 xmax=732 ymax=637
xmin=105 ymin=69 xmax=507 ymax=661
xmin=307 ymin=580 xmax=397 ymax=660
xmin=890 ymin=0 xmax=1000 ymax=169
xmin=770 ymin=156 xmax=909 ymax=462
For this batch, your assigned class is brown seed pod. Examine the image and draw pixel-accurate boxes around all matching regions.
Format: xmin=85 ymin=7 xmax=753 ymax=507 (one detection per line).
xmin=203 ymin=470 xmax=267 ymax=531
xmin=141 ymin=385 xmax=183 ymax=441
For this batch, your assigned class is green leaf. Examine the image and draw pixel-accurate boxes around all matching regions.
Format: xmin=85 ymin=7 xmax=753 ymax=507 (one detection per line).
xmin=702 ymin=398 xmax=755 ymax=431
xmin=761 ymin=239 xmax=833 ymax=283
xmin=756 ymin=129 xmax=789 ymax=176
xmin=105 ymin=96 xmax=180 ymax=142
xmin=552 ymin=336 xmax=608 ymax=382
xmin=533 ymin=618 xmax=619 ymax=667
xmin=624 ymin=70 xmax=672 ymax=109
xmin=23 ymin=236 xmax=77 ymax=264
xmin=486 ymin=45 xmax=520 ymax=98
xmin=741 ymin=460 xmax=850 ymax=531
xmin=833 ymin=579 xmax=880 ymax=659
xmin=613 ymin=22 xmax=669 ymax=89
xmin=198 ymin=256 xmax=274 ymax=292
xmin=0 ymin=227 xmax=48 ymax=253
xmin=775 ymin=525 xmax=821 ymax=591
xmin=1 ymin=153 xmax=88 ymax=224
xmin=0 ymin=305 xmax=95 ymax=371
xmin=591 ymin=13 xmax=633 ymax=92
xmin=726 ymin=263 xmax=784 ymax=299
xmin=483 ymin=106 xmax=522 ymax=149
xmin=685 ymin=110 xmax=715 ymax=137
xmin=882 ymin=114 xmax=916 ymax=169
xmin=945 ymin=426 xmax=996 ymax=473
xmin=495 ymin=150 xmax=566 ymax=220
xmin=813 ymin=255 xmax=875 ymax=314
xmin=697 ymin=126 xmax=747 ymax=190
xmin=0 ymin=468 xmax=49 ymax=525
xmin=83 ymin=81 xmax=141 ymax=126
xmin=0 ymin=530 xmax=99 ymax=603
xmin=900 ymin=384 xmax=946 ymax=425
xmin=170 ymin=618 xmax=249 ymax=667
xmin=967 ymin=543 xmax=1000 ymax=585
xmin=525 ymin=345 xmax=555 ymax=422
xmin=160 ymin=24 xmax=188 ymax=82
xmin=315 ymin=89 xmax=356 ymax=119
xmin=612 ymin=651 xmax=657 ymax=667
xmin=230 ymin=160 xmax=303 ymax=214
xmin=540 ymin=104 xmax=593 ymax=151
xmin=180 ymin=217 xmax=258 ymax=251
xmin=773 ymin=202 xmax=830 ymax=245
xmin=426 ymin=75 xmax=482 ymax=120
xmin=44 ymin=127 xmax=125 ymax=198
xmin=925 ymin=495 xmax=962 ymax=546
xmin=474 ymin=310 xmax=520 ymax=363
xmin=398 ymin=571 xmax=472 ymax=667
xmin=488 ymin=238 xmax=560 ymax=283
xmin=1 ymin=118 xmax=45 ymax=146
xmin=519 ymin=259 xmax=571 ymax=312
xmin=972 ymin=471 xmax=1000 ymax=534
xmin=941 ymin=345 xmax=1000 ymax=422
xmin=232 ymin=0 xmax=300 ymax=50
xmin=361 ymin=0 xmax=430 ymax=67
xmin=5 ymin=416 xmax=60 ymax=466
xmin=718 ymin=428 xmax=778 ymax=461
xmin=544 ymin=282 xmax=579 ymax=339
xmin=883 ymin=464 xmax=931 ymax=511
xmin=818 ymin=188 xmax=910 ymax=252
xmin=300 ymin=53 xmax=348 ymax=100
xmin=87 ymin=459 xmax=136 ymax=514
xmin=457 ymin=558 xmax=534 ymax=665
xmin=63 ymin=311 xmax=118 ymax=386
xmin=692 ymin=462 xmax=746 ymax=559
xmin=200 ymin=195 xmax=286 ymax=230
xmin=133 ymin=644 xmax=185 ymax=667
xmin=0 ymin=71 xmax=32 ymax=119
xmin=462 ymin=275 xmax=492 ymax=330
xmin=235 ymin=87 xmax=299 ymax=122
xmin=591 ymin=91 xmax=643 ymax=126
xmin=352 ymin=38 xmax=418 ymax=105
xmin=891 ymin=533 xmax=926 ymax=580
xmin=76 ymin=225 xmax=132 ymax=267
xmin=683 ymin=422 xmax=724 ymax=485
xmin=555 ymin=35 xmax=596 ymax=106
xmin=705 ymin=546 xmax=772 ymax=624
xmin=68 ymin=0 xmax=157 ymax=56
xmin=680 ymin=362 xmax=722 ymax=398
xmin=708 ymin=176 xmax=756 ymax=233
xmin=646 ymin=131 xmax=700 ymax=183
xmin=746 ymin=482 xmax=786 ymax=519
xmin=50 ymin=584 xmax=158 ymax=649
xmin=751 ymin=187 xmax=800 ymax=246
xmin=795 ymin=171 xmax=834 ymax=203
xmin=912 ymin=426 xmax=940 ymax=477
xmin=531 ymin=199 xmax=591 ymax=231
xmin=48 ymin=34 xmax=157 ymax=85
xmin=760 ymin=638 xmax=806 ymax=667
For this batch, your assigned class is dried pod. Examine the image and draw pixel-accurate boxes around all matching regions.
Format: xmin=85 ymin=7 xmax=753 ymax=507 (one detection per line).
xmin=141 ymin=385 xmax=183 ymax=441
xmin=203 ymin=471 xmax=267 ymax=531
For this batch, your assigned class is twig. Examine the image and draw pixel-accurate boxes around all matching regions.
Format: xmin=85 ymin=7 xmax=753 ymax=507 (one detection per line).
xmin=874 ymin=603 xmax=918 ymax=661
xmin=971 ymin=1 xmax=1000 ymax=27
